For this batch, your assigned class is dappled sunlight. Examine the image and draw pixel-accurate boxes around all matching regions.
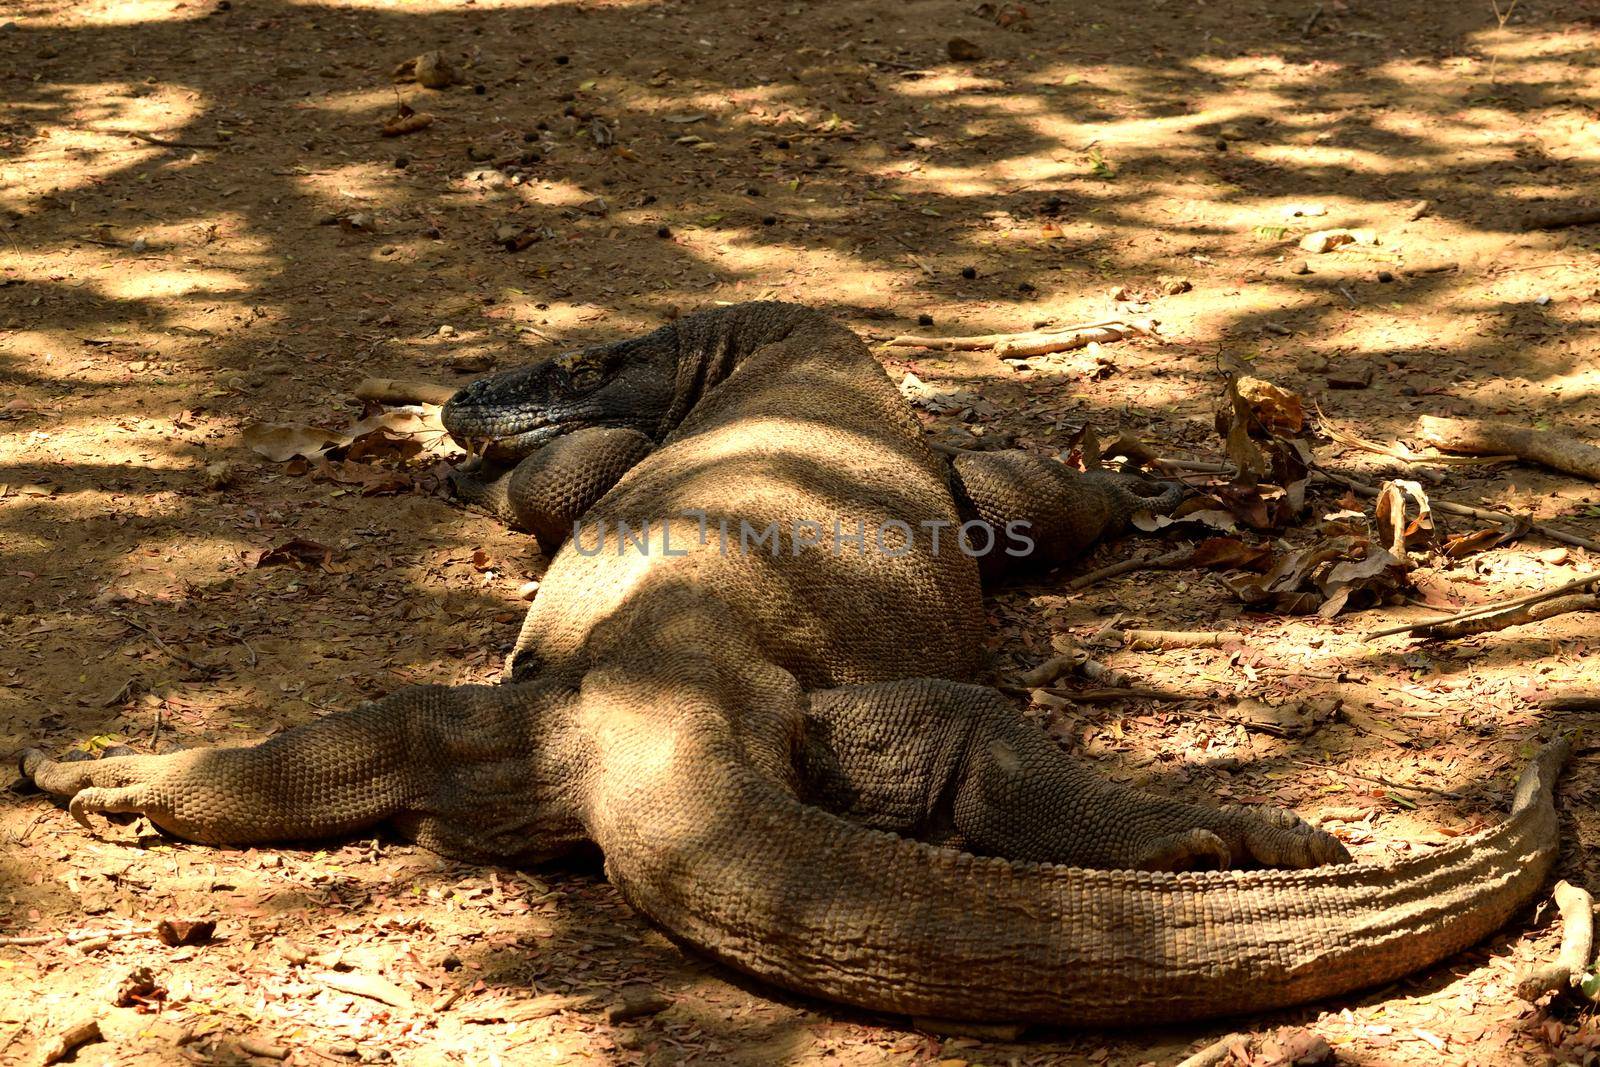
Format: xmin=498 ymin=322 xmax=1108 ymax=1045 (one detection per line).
xmin=0 ymin=82 xmax=203 ymax=207
xmin=2 ymin=0 xmax=1598 ymax=1062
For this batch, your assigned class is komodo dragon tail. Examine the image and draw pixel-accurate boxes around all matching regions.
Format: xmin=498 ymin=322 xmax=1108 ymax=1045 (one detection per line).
xmin=596 ymin=736 xmax=1569 ymax=1025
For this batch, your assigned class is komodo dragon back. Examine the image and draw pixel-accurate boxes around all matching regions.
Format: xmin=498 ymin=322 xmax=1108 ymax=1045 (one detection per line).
xmin=22 ymin=301 xmax=1572 ymax=1026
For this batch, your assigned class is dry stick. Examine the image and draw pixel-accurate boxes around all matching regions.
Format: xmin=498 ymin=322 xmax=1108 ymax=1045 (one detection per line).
xmin=884 ymin=318 xmax=1154 ymax=352
xmin=1412 ymin=593 xmax=1599 ymax=640
xmin=0 ymin=924 xmax=161 ymax=947
xmin=1365 ymin=572 xmax=1600 ymax=640
xmin=1314 ymin=468 xmax=1600 ymax=553
xmin=111 ymin=612 xmax=209 ymax=673
xmin=39 ymin=1019 xmax=102 ymax=1067
xmin=1416 ymin=414 xmax=1600 ymax=483
xmin=1042 ymin=685 xmax=1198 ymax=704
xmin=1112 ymin=628 xmax=1246 ymax=650
xmin=1290 ymin=760 xmax=1466 ymax=799
xmin=113 ymin=129 xmax=225 ymax=149
xmin=1516 ymin=880 xmax=1595 ymax=1002
xmin=1177 ymin=1032 xmax=1247 ymax=1067
xmin=1540 ymin=692 xmax=1600 ymax=712
xmin=1064 ymin=546 xmax=1195 ymax=592
xmin=1522 ymin=207 xmax=1600 ymax=232
xmin=354 ymin=377 xmax=456 ymax=407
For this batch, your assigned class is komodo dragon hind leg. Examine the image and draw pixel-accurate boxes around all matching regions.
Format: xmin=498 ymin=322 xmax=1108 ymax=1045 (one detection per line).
xmin=20 ymin=682 xmax=587 ymax=862
xmin=800 ymin=678 xmax=1348 ymax=871
xmin=449 ymin=426 xmax=653 ymax=552
xmin=950 ymin=450 xmax=1189 ymax=576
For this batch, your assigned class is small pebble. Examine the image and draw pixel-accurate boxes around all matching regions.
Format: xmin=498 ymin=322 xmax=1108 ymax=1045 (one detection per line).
xmin=1289 ymin=259 xmax=1311 ymax=275
xmin=960 ymin=266 xmax=977 ymax=279
xmin=656 ymin=225 xmax=672 ymax=238
xmin=393 ymin=156 xmax=409 ymax=168
xmin=1377 ymin=270 xmax=1394 ymax=283
xmin=917 ymin=313 xmax=934 ymax=326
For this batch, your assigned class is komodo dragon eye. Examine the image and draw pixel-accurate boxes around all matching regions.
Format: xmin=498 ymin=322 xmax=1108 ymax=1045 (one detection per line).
xmin=566 ymin=363 xmax=604 ymax=392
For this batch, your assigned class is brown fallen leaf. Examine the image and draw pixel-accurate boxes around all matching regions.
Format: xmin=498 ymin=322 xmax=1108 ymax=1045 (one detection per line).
xmin=311 ymin=969 xmax=416 ymax=1010
xmin=253 ymin=539 xmax=334 ymax=571
xmin=157 ymin=919 xmax=215 ymax=949
xmin=242 ymin=422 xmax=351 ymax=463
xmin=382 ymin=103 xmax=435 ymax=137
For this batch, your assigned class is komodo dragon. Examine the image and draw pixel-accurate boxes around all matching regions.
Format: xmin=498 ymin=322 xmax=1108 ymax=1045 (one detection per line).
xmin=22 ymin=302 xmax=1569 ymax=1025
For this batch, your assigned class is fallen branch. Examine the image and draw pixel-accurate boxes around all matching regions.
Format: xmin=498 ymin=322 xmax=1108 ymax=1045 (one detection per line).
xmin=1410 ymin=593 xmax=1598 ymax=640
xmin=39 ymin=1019 xmax=102 ymax=1067
xmin=1042 ymin=685 xmax=1197 ymax=704
xmin=1364 ymin=572 xmax=1599 ymax=640
xmin=1318 ymin=406 xmax=1506 ymax=470
xmin=0 ymin=919 xmax=213 ymax=948
xmin=1416 ymin=415 xmax=1600 ymax=482
xmin=354 ymin=377 xmax=456 ymax=407
xmin=1111 ymin=628 xmax=1246 ymax=650
xmin=884 ymin=317 xmax=1155 ymax=356
xmin=1539 ymin=692 xmax=1600 ymax=712
xmin=1177 ymin=1033 xmax=1247 ymax=1067
xmin=1522 ymin=207 xmax=1600 ymax=232
xmin=1516 ymin=880 xmax=1595 ymax=1001
xmin=1065 ymin=546 xmax=1196 ymax=592
xmin=1314 ymin=468 xmax=1600 ymax=553
xmin=113 ymin=129 xmax=225 ymax=149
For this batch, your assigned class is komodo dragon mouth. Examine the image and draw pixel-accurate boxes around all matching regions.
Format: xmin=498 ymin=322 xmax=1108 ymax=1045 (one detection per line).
xmin=22 ymin=301 xmax=1571 ymax=1026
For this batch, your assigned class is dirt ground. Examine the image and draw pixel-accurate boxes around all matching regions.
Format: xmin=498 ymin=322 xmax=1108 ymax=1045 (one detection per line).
xmin=3 ymin=0 xmax=1600 ymax=1063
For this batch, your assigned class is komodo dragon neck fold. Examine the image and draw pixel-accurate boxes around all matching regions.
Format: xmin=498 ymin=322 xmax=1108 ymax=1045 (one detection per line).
xmin=23 ymin=301 xmax=1571 ymax=1026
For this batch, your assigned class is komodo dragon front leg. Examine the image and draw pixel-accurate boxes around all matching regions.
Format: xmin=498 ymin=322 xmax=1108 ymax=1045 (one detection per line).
xmin=448 ymin=426 xmax=653 ymax=553
xmin=949 ymin=450 xmax=1188 ymax=575
xmin=801 ymin=679 xmax=1347 ymax=871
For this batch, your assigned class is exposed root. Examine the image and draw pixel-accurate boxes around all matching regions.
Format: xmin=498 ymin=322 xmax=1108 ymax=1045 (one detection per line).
xmin=1416 ymin=415 xmax=1600 ymax=482
xmin=1515 ymin=880 xmax=1595 ymax=1002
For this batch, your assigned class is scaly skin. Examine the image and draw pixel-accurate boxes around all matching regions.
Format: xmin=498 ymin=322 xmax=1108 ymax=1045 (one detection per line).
xmin=22 ymin=303 xmax=1569 ymax=1025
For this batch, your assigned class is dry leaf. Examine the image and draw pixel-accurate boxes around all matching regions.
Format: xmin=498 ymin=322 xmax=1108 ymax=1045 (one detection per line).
xmin=243 ymin=422 xmax=351 ymax=462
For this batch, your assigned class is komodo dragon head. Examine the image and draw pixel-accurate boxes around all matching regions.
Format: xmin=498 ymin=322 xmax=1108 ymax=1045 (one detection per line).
xmin=441 ymin=333 xmax=677 ymax=461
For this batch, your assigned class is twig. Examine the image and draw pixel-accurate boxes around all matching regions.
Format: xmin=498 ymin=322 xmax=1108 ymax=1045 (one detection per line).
xmin=1314 ymin=468 xmax=1600 ymax=552
xmin=1364 ymin=572 xmax=1599 ymax=640
xmin=113 ymin=129 xmax=225 ymax=149
xmin=1415 ymin=414 xmax=1600 ymax=482
xmin=40 ymin=1019 xmax=102 ymax=1066
xmin=1291 ymin=761 xmax=1466 ymax=799
xmin=1410 ymin=593 xmax=1598 ymax=640
xmin=1300 ymin=4 xmax=1323 ymax=36
xmin=1042 ymin=685 xmax=1197 ymax=704
xmin=1539 ymin=692 xmax=1600 ymax=712
xmin=1516 ymin=880 xmax=1594 ymax=1001
xmin=111 ymin=612 xmax=210 ymax=673
xmin=884 ymin=317 xmax=1154 ymax=353
xmin=1178 ymin=1033 xmax=1246 ymax=1067
xmin=1317 ymin=404 xmax=1512 ymax=467
xmin=1521 ymin=207 xmax=1600 ymax=232
xmin=1064 ymin=547 xmax=1188 ymax=592
xmin=1110 ymin=628 xmax=1246 ymax=650
xmin=0 ymin=924 xmax=160 ymax=947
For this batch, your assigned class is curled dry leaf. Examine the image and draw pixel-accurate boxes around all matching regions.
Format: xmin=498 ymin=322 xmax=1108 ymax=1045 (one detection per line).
xmin=1212 ymin=375 xmax=1313 ymax=527
xmin=1221 ymin=534 xmax=1412 ymax=617
xmin=382 ymin=102 xmax=435 ymax=137
xmin=243 ymin=422 xmax=351 ymax=463
xmin=252 ymin=539 xmax=335 ymax=571
xmin=1374 ymin=479 xmax=1437 ymax=556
